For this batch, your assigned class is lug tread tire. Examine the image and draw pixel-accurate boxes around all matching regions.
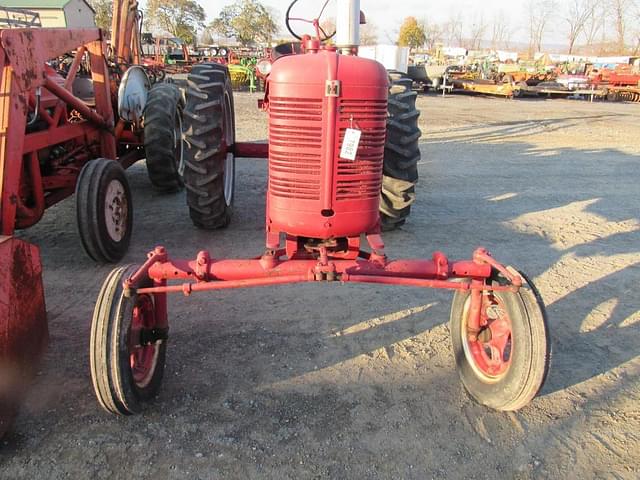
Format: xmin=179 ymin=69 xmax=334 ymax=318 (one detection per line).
xmin=76 ymin=158 xmax=132 ymax=263
xmin=449 ymin=271 xmax=551 ymax=411
xmin=183 ymin=63 xmax=235 ymax=229
xmin=380 ymin=73 xmax=421 ymax=230
xmin=90 ymin=265 xmax=167 ymax=415
xmin=144 ymin=83 xmax=184 ymax=192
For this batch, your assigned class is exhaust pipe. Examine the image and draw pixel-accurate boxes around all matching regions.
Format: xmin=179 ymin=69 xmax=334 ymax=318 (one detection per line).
xmin=336 ymin=0 xmax=360 ymax=54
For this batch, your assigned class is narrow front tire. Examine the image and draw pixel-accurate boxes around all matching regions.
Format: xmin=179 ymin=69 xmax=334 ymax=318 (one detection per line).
xmin=449 ymin=270 xmax=550 ymax=411
xmin=90 ymin=265 xmax=167 ymax=415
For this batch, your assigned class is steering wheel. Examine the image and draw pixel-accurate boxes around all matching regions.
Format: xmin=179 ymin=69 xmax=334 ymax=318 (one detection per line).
xmin=285 ymin=0 xmax=336 ymax=41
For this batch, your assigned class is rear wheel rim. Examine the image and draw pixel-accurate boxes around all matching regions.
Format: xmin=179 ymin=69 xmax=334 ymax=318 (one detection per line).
xmin=129 ymin=294 xmax=160 ymax=389
xmin=224 ymin=153 xmax=234 ymax=205
xmin=104 ymin=179 xmax=128 ymax=242
xmin=223 ymin=91 xmax=234 ymax=206
xmin=174 ymin=110 xmax=184 ymax=174
xmin=461 ymin=293 xmax=513 ymax=382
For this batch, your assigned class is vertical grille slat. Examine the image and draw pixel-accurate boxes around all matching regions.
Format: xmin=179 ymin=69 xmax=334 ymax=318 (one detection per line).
xmin=335 ymin=99 xmax=387 ymax=201
xmin=269 ymin=97 xmax=322 ymax=201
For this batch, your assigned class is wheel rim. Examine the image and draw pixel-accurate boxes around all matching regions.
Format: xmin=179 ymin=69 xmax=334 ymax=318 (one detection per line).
xmin=461 ymin=293 xmax=513 ymax=382
xmin=223 ymin=91 xmax=234 ymax=206
xmin=174 ymin=110 xmax=184 ymax=174
xmin=128 ymin=294 xmax=160 ymax=389
xmin=223 ymin=153 xmax=234 ymax=205
xmin=104 ymin=179 xmax=128 ymax=242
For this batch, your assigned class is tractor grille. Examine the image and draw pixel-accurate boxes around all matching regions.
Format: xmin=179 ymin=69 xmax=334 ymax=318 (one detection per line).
xmin=335 ymin=99 xmax=387 ymax=201
xmin=269 ymin=97 xmax=323 ymax=200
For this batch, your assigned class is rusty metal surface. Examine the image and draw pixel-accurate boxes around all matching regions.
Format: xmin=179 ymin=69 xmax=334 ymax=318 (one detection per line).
xmin=0 ymin=236 xmax=47 ymax=438
xmin=0 ymin=28 xmax=101 ymax=93
xmin=0 ymin=29 xmax=117 ymax=236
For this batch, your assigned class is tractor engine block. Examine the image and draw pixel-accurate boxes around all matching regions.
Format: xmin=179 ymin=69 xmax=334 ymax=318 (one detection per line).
xmin=267 ymin=49 xmax=388 ymax=240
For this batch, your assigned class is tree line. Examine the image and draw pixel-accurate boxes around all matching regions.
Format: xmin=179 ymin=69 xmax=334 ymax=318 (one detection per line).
xmin=398 ymin=1 xmax=640 ymax=55
xmin=90 ymin=0 xmax=639 ymax=55
xmin=89 ymin=0 xmax=278 ymax=46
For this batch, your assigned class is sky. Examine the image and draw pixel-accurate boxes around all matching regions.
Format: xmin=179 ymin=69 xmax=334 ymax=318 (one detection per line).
xmin=201 ymin=0 xmax=543 ymax=45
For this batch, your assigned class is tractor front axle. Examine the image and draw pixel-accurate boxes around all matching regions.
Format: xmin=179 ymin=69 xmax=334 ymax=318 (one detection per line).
xmin=126 ymin=245 xmax=521 ymax=297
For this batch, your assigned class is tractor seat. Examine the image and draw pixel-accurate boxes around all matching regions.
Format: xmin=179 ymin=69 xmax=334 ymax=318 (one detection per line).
xmin=272 ymin=42 xmax=303 ymax=60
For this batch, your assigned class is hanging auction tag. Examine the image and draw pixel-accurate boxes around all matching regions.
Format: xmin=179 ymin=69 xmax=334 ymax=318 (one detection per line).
xmin=339 ymin=128 xmax=361 ymax=161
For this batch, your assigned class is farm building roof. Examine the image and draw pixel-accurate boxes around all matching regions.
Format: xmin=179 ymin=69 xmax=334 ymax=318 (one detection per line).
xmin=0 ymin=0 xmax=72 ymax=8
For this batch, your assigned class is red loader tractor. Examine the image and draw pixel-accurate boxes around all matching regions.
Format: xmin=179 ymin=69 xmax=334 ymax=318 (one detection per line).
xmin=89 ymin=0 xmax=550 ymax=417
xmin=0 ymin=0 xmax=183 ymax=436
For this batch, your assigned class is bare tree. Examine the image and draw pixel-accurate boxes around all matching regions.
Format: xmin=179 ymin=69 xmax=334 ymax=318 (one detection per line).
xmin=422 ymin=21 xmax=442 ymax=51
xmin=634 ymin=5 xmax=640 ymax=55
xmin=490 ymin=11 xmax=510 ymax=49
xmin=565 ymin=0 xmax=596 ymax=54
xmin=609 ymin=0 xmax=631 ymax=52
xmin=527 ymin=0 xmax=556 ymax=55
xmin=360 ymin=21 xmax=378 ymax=45
xmin=443 ymin=11 xmax=464 ymax=47
xmin=582 ymin=1 xmax=606 ymax=50
xmin=467 ymin=14 xmax=487 ymax=50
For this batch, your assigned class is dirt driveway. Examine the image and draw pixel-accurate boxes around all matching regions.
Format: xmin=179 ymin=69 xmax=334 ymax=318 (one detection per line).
xmin=2 ymin=93 xmax=639 ymax=479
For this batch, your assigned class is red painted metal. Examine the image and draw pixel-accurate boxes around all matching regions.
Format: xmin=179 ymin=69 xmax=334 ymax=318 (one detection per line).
xmin=129 ymin=294 xmax=159 ymax=387
xmin=609 ymin=72 xmax=640 ymax=87
xmin=0 ymin=26 xmax=146 ymax=434
xmin=0 ymin=29 xmax=118 ymax=237
xmin=0 ymin=236 xmax=47 ymax=437
xmin=465 ymin=293 xmax=513 ymax=378
xmin=267 ymin=50 xmax=388 ymax=240
xmin=128 ymin=242 xmax=511 ymax=298
xmin=43 ymin=77 xmax=109 ymax=129
xmin=144 ymin=252 xmax=491 ymax=283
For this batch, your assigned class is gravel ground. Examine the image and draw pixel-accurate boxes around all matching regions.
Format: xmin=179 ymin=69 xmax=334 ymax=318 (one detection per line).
xmin=2 ymin=92 xmax=639 ymax=479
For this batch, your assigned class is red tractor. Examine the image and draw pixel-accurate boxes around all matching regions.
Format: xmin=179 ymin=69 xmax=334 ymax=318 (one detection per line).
xmin=89 ymin=0 xmax=550 ymax=416
xmin=0 ymin=0 xmax=183 ymax=435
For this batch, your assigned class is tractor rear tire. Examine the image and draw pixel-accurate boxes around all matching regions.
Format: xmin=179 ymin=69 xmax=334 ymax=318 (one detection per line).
xmin=144 ymin=82 xmax=184 ymax=192
xmin=90 ymin=264 xmax=167 ymax=415
xmin=183 ymin=63 xmax=236 ymax=229
xmin=76 ymin=158 xmax=132 ymax=263
xmin=449 ymin=270 xmax=551 ymax=411
xmin=380 ymin=72 xmax=421 ymax=230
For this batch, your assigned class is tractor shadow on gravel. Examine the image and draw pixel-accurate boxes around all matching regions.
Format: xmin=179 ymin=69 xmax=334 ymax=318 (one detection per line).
xmin=416 ymin=136 xmax=639 ymax=398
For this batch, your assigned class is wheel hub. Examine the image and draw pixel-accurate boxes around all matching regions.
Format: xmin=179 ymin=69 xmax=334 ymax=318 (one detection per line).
xmin=104 ymin=179 xmax=128 ymax=242
xmin=462 ymin=294 xmax=513 ymax=382
xmin=129 ymin=294 xmax=160 ymax=389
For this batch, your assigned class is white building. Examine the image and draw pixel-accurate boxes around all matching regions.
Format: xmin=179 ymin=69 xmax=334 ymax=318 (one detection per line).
xmin=0 ymin=0 xmax=96 ymax=28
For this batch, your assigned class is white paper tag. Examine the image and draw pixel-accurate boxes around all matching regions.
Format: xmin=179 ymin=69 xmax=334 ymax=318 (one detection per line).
xmin=340 ymin=128 xmax=361 ymax=161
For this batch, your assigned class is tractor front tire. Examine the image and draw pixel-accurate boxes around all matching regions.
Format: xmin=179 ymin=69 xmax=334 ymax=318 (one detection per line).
xmin=76 ymin=158 xmax=132 ymax=263
xmin=90 ymin=265 xmax=167 ymax=415
xmin=380 ymin=72 xmax=422 ymax=230
xmin=183 ymin=63 xmax=236 ymax=229
xmin=449 ymin=270 xmax=551 ymax=411
xmin=144 ymin=82 xmax=184 ymax=192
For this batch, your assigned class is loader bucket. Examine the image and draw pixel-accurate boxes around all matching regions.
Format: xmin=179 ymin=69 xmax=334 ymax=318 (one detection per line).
xmin=0 ymin=236 xmax=48 ymax=438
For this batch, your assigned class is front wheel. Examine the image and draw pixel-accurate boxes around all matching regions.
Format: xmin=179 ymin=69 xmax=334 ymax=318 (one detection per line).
xmin=449 ymin=270 xmax=550 ymax=411
xmin=76 ymin=158 xmax=132 ymax=263
xmin=90 ymin=265 xmax=167 ymax=415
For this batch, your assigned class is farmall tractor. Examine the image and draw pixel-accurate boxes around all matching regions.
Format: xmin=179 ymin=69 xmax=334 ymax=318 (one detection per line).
xmin=0 ymin=0 xmax=183 ymax=435
xmin=90 ymin=0 xmax=550 ymax=416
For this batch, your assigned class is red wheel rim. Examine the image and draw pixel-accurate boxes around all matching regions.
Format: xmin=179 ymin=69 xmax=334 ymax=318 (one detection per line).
xmin=129 ymin=294 xmax=159 ymax=388
xmin=462 ymin=294 xmax=513 ymax=381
